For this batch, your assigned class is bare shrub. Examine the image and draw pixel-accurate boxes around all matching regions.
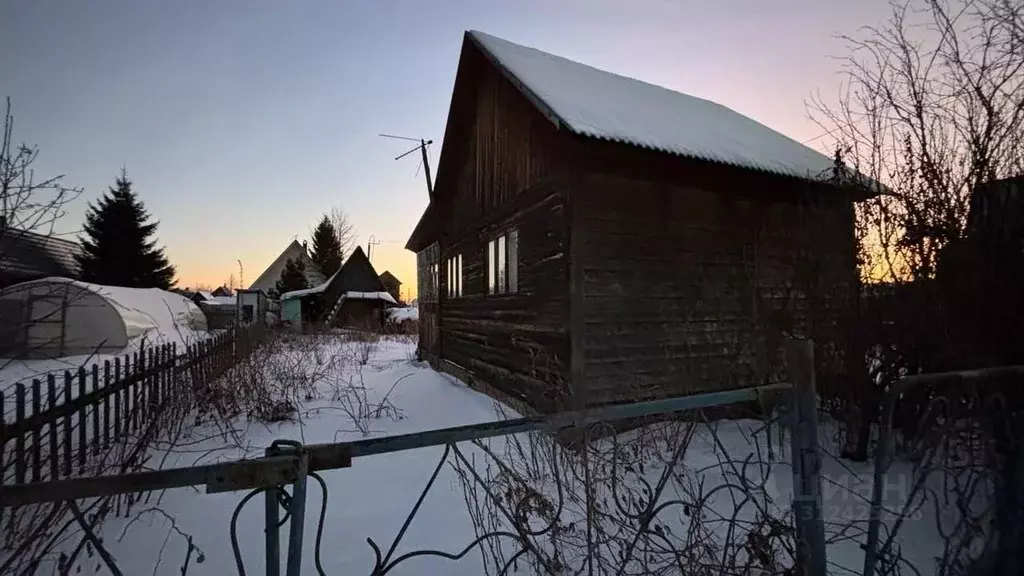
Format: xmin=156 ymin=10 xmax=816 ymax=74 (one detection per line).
xmin=452 ymin=407 xmax=795 ymax=575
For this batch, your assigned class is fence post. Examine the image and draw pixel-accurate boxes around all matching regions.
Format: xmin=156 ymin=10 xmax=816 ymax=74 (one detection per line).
xmin=92 ymin=364 xmax=100 ymax=457
xmin=14 ymin=383 xmax=25 ymax=483
xmin=113 ymin=357 xmax=122 ymax=442
xmin=47 ymin=376 xmax=58 ymax=480
xmin=31 ymin=380 xmax=41 ymax=482
xmin=77 ymin=367 xmax=87 ymax=473
xmin=132 ymin=351 xmax=140 ymax=432
xmin=63 ymin=373 xmax=72 ymax=476
xmin=104 ymin=360 xmax=112 ymax=449
xmin=147 ymin=347 xmax=156 ymax=418
xmin=785 ymin=337 xmax=827 ymax=576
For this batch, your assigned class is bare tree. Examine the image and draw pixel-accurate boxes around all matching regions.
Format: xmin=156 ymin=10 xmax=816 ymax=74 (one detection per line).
xmin=0 ymin=98 xmax=83 ymax=361
xmin=810 ymin=0 xmax=1024 ymax=453
xmin=812 ymin=0 xmax=1024 ymax=282
xmin=810 ymin=2 xmax=1024 ymax=572
xmin=0 ymin=97 xmax=82 ymax=238
xmin=329 ymin=205 xmax=357 ymax=261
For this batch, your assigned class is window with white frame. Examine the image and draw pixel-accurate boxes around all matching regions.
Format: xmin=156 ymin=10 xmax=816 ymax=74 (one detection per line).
xmin=487 ymin=229 xmax=518 ymax=295
xmin=446 ymin=254 xmax=462 ymax=298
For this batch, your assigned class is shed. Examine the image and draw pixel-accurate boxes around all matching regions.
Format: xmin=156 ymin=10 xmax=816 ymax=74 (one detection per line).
xmin=406 ymin=31 xmax=869 ymax=412
xmin=379 ymin=270 xmax=403 ymax=303
xmin=0 ymin=277 xmax=207 ymax=359
xmin=281 ymin=246 xmax=396 ymax=329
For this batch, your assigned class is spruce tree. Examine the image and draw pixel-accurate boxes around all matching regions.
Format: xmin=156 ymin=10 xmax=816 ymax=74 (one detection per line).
xmin=76 ymin=170 xmax=176 ymax=289
xmin=274 ymin=257 xmax=309 ymax=296
xmin=310 ymin=214 xmax=343 ymax=277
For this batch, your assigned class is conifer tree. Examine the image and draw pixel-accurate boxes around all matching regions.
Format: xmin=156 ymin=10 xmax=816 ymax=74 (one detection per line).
xmin=76 ymin=170 xmax=175 ymax=289
xmin=309 ymin=214 xmax=343 ymax=277
xmin=274 ymin=257 xmax=309 ymax=296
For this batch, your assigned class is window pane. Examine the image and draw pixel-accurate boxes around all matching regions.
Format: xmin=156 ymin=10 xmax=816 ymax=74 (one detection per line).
xmin=508 ymin=229 xmax=518 ymax=294
xmin=487 ymin=240 xmax=496 ymax=295
xmin=497 ymin=235 xmax=507 ymax=295
xmin=457 ymin=255 xmax=462 ymax=297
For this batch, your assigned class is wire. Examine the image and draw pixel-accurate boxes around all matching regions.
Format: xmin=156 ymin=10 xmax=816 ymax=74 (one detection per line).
xmin=230 ymin=487 xmax=266 ymax=576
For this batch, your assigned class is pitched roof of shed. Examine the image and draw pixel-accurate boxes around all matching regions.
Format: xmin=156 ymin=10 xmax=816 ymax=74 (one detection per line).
xmin=468 ymin=30 xmax=834 ymax=181
xmin=248 ymin=240 xmax=324 ymax=292
xmin=0 ymin=228 xmax=83 ymax=281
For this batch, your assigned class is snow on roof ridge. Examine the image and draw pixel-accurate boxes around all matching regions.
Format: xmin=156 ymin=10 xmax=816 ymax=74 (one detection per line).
xmin=468 ymin=30 xmax=728 ymax=109
xmin=466 ymin=30 xmax=834 ymax=181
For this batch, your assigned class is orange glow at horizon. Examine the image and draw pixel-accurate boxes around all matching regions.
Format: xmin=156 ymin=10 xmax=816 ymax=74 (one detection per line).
xmin=176 ymin=241 xmax=419 ymax=301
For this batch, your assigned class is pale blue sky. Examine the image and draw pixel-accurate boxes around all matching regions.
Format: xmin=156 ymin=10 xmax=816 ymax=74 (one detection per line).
xmin=1 ymin=0 xmax=890 ymax=294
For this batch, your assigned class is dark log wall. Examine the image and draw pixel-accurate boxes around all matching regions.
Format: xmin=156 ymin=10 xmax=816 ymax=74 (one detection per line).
xmin=575 ymin=172 xmax=855 ymax=405
xmin=440 ymin=181 xmax=570 ymax=413
xmin=431 ymin=44 xmax=571 ymax=412
xmin=416 ymin=243 xmax=439 ymax=357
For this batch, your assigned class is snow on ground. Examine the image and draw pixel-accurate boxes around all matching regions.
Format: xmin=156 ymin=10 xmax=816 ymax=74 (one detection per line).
xmin=84 ymin=337 xmax=504 ymax=575
xmin=37 ymin=336 xmax=947 ymax=575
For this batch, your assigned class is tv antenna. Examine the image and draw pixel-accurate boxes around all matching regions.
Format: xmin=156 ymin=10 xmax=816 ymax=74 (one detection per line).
xmin=237 ymin=259 xmax=244 ymax=289
xmin=367 ymin=234 xmax=382 ymax=261
xmin=380 ymin=134 xmax=433 ymax=199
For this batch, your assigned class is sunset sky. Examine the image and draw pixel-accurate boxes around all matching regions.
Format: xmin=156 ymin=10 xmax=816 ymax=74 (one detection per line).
xmin=2 ymin=0 xmax=892 ymax=298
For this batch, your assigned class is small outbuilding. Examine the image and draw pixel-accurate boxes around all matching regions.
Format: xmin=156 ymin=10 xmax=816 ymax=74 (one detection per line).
xmin=281 ymin=246 xmax=396 ymax=329
xmin=0 ymin=277 xmax=207 ymax=359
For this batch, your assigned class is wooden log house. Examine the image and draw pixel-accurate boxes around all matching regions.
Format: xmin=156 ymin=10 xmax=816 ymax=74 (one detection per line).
xmin=406 ymin=31 xmax=867 ymax=412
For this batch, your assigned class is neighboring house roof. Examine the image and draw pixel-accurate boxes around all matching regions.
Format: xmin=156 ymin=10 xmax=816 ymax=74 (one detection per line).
xmin=248 ymin=240 xmax=325 ymax=293
xmin=281 ymin=246 xmax=388 ymax=308
xmin=0 ymin=228 xmax=84 ymax=283
xmin=211 ymin=286 xmax=233 ymax=297
xmin=379 ymin=270 xmax=401 ymax=286
xmin=967 ymin=175 xmax=1024 ymax=241
xmin=467 ymin=30 xmax=834 ymax=182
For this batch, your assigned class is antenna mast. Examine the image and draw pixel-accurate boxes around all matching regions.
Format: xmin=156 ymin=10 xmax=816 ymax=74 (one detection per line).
xmin=379 ymin=134 xmax=433 ymax=199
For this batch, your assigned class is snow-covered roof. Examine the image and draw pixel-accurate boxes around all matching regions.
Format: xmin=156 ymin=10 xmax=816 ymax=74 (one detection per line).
xmin=468 ymin=30 xmax=834 ymax=181
xmin=199 ymin=295 xmax=236 ymax=307
xmin=344 ymin=291 xmax=397 ymax=304
xmin=280 ymin=269 xmax=338 ymax=301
